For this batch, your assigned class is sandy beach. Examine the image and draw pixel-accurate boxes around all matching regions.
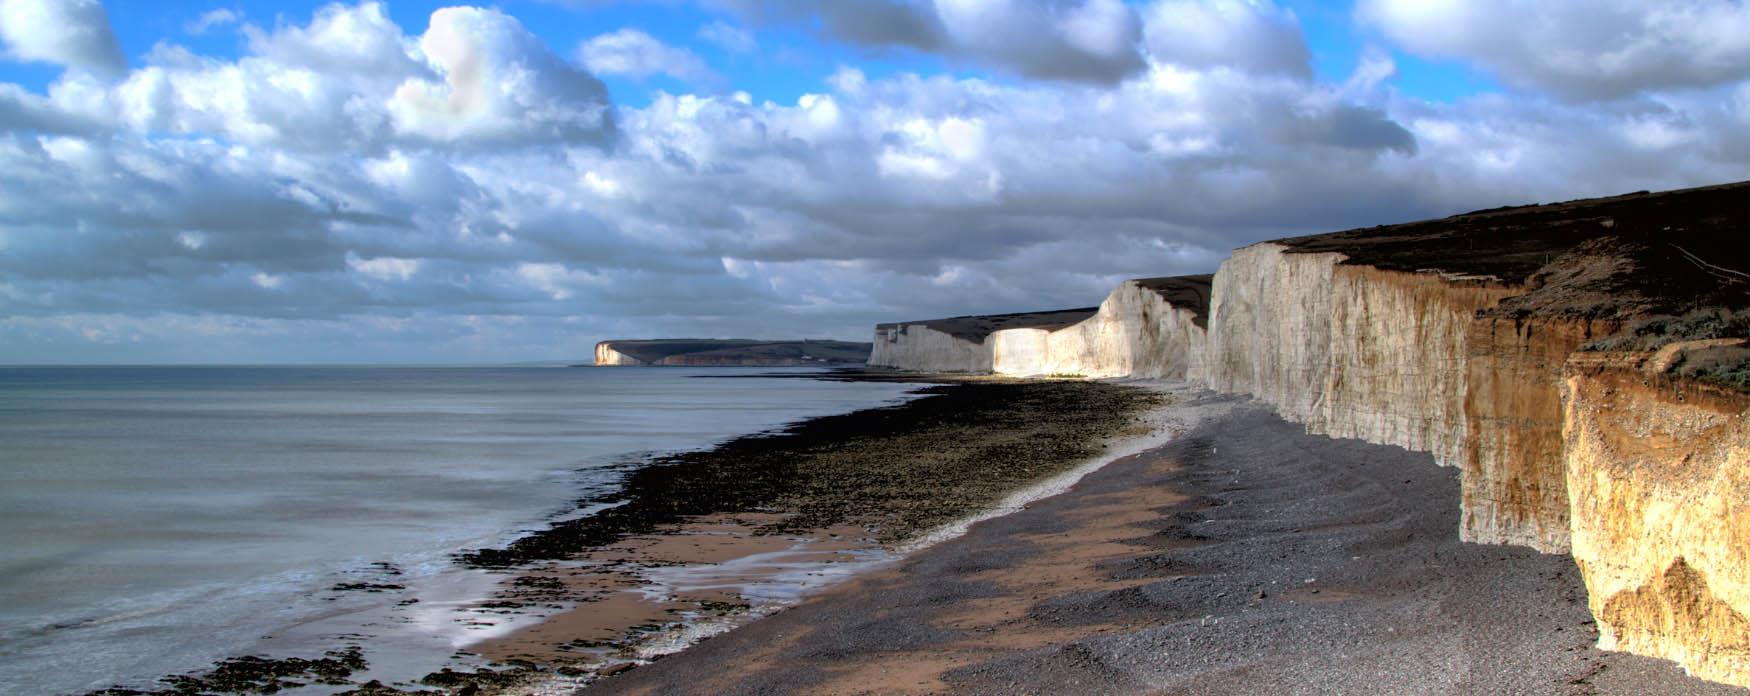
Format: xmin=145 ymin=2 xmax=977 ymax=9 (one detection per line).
xmin=583 ymin=384 xmax=1745 ymax=695
xmin=406 ymin=378 xmax=1165 ymax=693
xmin=81 ymin=377 xmax=1746 ymax=695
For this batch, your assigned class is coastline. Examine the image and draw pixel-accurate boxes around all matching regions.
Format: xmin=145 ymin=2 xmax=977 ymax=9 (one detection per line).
xmin=441 ymin=376 xmax=1165 ymax=693
xmin=82 ymin=374 xmax=1163 ymax=695
xmin=587 ymin=384 xmax=1746 ymax=695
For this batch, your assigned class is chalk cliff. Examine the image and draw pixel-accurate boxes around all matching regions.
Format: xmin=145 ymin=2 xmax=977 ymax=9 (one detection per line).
xmin=592 ymin=339 xmax=871 ymax=366
xmin=867 ymin=180 xmax=1750 ymax=685
xmin=868 ymin=308 xmax=1098 ymax=373
xmin=595 ymin=343 xmax=641 ymax=366
xmin=1563 ymin=343 xmax=1750 ymax=687
xmin=990 ymin=276 xmax=1212 ymax=379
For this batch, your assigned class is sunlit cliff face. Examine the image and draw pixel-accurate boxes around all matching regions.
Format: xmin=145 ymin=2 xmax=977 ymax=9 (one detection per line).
xmin=868 ymin=179 xmax=1750 ymax=687
xmin=1564 ymin=349 xmax=1750 ymax=688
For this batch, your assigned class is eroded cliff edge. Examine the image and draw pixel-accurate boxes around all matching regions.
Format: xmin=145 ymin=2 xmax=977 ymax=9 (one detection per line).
xmin=1566 ymin=340 xmax=1750 ymax=686
xmin=867 ymin=180 xmax=1750 ymax=686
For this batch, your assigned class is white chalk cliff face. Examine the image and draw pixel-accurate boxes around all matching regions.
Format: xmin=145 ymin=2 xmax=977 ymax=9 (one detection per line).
xmin=864 ymin=182 xmax=1750 ymax=687
xmin=869 ymin=324 xmax=992 ymax=373
xmin=990 ymin=281 xmax=1209 ymax=380
xmin=1202 ymin=243 xmax=1574 ymax=551
xmin=595 ymin=342 xmax=641 ymax=365
xmin=1204 ymin=244 xmax=1344 ymax=426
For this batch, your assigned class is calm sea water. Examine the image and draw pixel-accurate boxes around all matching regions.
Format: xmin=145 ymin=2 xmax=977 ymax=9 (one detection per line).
xmin=0 ymin=366 xmax=917 ymax=694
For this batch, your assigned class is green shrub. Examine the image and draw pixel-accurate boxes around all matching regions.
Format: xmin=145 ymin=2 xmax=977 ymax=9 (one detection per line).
xmin=1580 ymin=308 xmax=1750 ymax=352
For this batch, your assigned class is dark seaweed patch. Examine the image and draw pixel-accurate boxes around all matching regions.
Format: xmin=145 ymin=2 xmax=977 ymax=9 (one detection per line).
xmin=458 ymin=381 xmax=1159 ymax=568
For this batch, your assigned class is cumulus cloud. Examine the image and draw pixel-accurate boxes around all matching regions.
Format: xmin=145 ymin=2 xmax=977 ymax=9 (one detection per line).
xmin=2 ymin=1 xmax=1749 ymax=363
xmin=1142 ymin=0 xmax=1310 ymax=77
xmin=697 ymin=19 xmax=755 ymax=53
xmin=580 ymin=28 xmax=721 ymax=87
xmin=38 ymin=2 xmax=615 ymax=152
xmin=389 ymin=6 xmax=616 ymax=145
xmin=185 ymin=8 xmax=239 ymax=35
xmin=1358 ymin=0 xmax=1750 ymax=100
xmin=0 ymin=0 xmax=125 ymax=77
xmin=714 ymin=0 xmax=1147 ymax=83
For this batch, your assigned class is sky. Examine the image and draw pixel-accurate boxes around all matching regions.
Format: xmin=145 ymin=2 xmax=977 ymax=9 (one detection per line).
xmin=1 ymin=1 xmax=1748 ymax=364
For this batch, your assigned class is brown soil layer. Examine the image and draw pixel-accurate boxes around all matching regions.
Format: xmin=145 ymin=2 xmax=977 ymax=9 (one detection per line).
xmin=1274 ymin=180 xmax=1750 ymax=321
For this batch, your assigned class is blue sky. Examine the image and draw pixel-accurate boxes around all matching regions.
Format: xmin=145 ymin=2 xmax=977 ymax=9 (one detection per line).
xmin=4 ymin=1 xmax=1499 ymax=105
xmin=0 ymin=0 xmax=1746 ymax=363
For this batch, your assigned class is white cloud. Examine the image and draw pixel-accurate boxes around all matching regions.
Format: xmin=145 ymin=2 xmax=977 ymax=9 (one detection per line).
xmin=697 ymin=20 xmax=755 ymax=53
xmin=389 ymin=7 xmax=616 ymax=145
xmin=48 ymin=3 xmax=615 ymax=151
xmin=515 ymin=262 xmax=603 ymax=300
xmin=579 ymin=28 xmax=720 ymax=86
xmin=714 ymin=0 xmax=1147 ymax=83
xmin=347 ymin=252 xmax=422 ymax=281
xmin=3 ymin=1 xmax=1750 ymax=363
xmin=1142 ymin=0 xmax=1310 ymax=77
xmin=243 ymin=1 xmax=415 ymax=76
xmin=1358 ymin=0 xmax=1750 ymax=100
xmin=0 ymin=0 xmax=125 ymax=77
xmin=186 ymin=8 xmax=239 ymax=35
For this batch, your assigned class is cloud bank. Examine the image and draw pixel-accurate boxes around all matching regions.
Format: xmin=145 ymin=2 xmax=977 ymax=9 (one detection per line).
xmin=1 ymin=0 xmax=1748 ymax=362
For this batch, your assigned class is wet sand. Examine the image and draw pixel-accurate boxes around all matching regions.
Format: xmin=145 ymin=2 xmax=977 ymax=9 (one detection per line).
xmin=434 ymin=379 xmax=1163 ymax=688
xmin=587 ymin=386 xmax=1747 ymax=695
xmin=469 ymin=516 xmax=878 ymax=667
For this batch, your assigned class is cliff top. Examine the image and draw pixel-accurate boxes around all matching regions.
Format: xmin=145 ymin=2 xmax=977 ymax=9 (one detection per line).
xmin=1273 ymin=180 xmax=1750 ymax=320
xmin=1132 ymin=275 xmax=1214 ymax=328
xmin=598 ymin=339 xmax=872 ymax=364
xmin=877 ymin=308 xmax=1100 ymax=343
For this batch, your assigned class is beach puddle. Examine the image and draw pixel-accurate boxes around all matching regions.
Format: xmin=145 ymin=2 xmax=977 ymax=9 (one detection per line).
xmin=462 ymin=516 xmax=894 ymax=673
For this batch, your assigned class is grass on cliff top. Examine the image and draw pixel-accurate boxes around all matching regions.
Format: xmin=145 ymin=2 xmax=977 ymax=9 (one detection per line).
xmin=460 ymin=380 xmax=1161 ymax=567
xmin=1580 ymin=308 xmax=1750 ymax=392
xmin=1693 ymin=364 xmax=1750 ymax=391
xmin=1580 ymin=308 xmax=1750 ymax=353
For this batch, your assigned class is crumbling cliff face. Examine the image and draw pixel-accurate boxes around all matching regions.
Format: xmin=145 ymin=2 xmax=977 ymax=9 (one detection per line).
xmin=869 ymin=323 xmax=991 ymax=373
xmin=1564 ymin=344 xmax=1750 ymax=687
xmin=868 ymin=309 xmax=1100 ymax=374
xmin=1458 ymin=315 xmax=1621 ymax=551
xmin=1202 ymin=244 xmax=1580 ymax=548
xmin=991 ymin=278 xmax=1212 ymax=379
xmin=1204 ymin=244 xmax=1343 ymax=425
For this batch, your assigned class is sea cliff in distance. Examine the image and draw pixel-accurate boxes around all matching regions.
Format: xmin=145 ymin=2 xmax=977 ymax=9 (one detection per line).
xmin=589 ymin=339 xmax=872 ymax=366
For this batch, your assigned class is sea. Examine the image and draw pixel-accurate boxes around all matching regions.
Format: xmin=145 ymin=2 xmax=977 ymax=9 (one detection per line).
xmin=0 ymin=365 xmax=920 ymax=694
